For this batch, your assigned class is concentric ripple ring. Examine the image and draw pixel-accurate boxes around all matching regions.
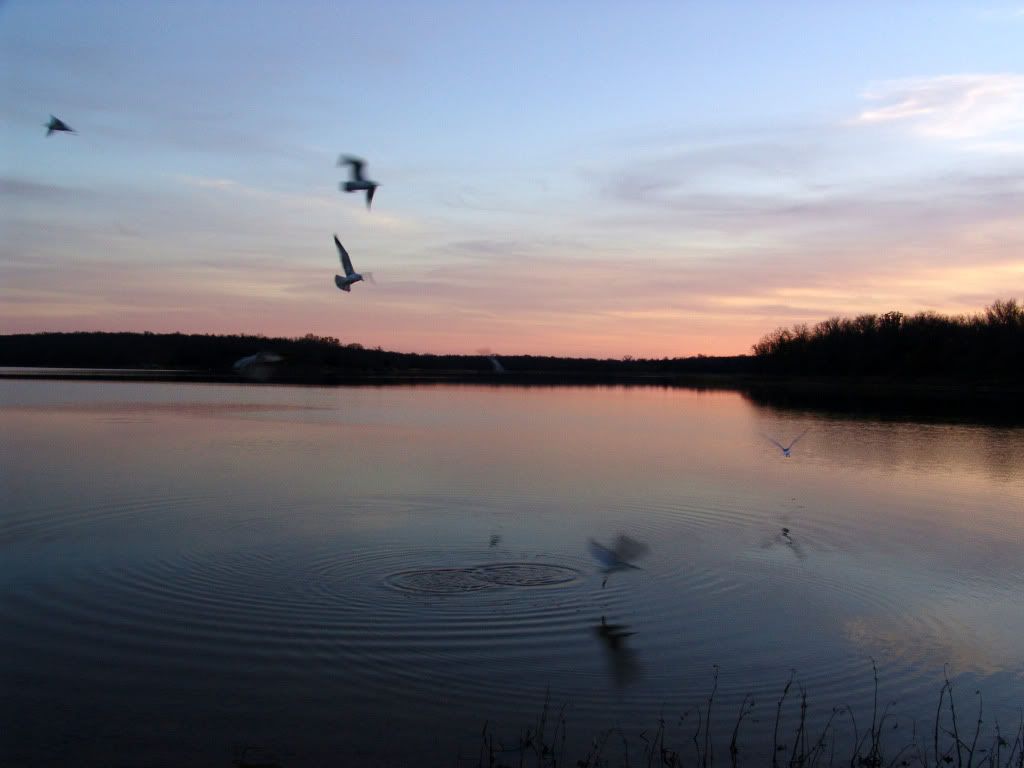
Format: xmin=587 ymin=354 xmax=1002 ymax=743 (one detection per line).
xmin=386 ymin=562 xmax=580 ymax=594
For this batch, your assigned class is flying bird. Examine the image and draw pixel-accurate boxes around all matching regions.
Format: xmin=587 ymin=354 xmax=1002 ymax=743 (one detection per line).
xmin=45 ymin=115 xmax=75 ymax=136
xmin=588 ymin=535 xmax=649 ymax=587
xmin=487 ymin=355 xmax=506 ymax=374
xmin=233 ymin=351 xmax=283 ymax=381
xmin=233 ymin=351 xmax=283 ymax=372
xmin=333 ymin=236 xmax=373 ymax=292
xmin=338 ymin=155 xmax=379 ymax=209
xmin=763 ymin=429 xmax=808 ymax=458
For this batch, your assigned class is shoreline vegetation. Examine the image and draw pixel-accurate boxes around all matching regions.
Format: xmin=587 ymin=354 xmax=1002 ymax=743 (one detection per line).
xmin=225 ymin=668 xmax=1024 ymax=768
xmin=1 ymin=301 xmax=1021 ymax=417
xmin=1 ymin=300 xmax=1018 ymax=378
xmin=459 ymin=667 xmax=1024 ymax=768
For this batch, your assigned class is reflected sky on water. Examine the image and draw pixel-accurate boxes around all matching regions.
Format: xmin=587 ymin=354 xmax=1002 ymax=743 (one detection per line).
xmin=2 ymin=380 xmax=1022 ymax=766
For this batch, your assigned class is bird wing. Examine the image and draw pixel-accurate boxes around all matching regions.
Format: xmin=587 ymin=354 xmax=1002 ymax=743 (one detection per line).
xmin=233 ymin=354 xmax=258 ymax=370
xmin=588 ymin=540 xmax=618 ymax=568
xmin=339 ymin=155 xmax=366 ymax=181
xmin=334 ymin=236 xmax=355 ymax=276
xmin=365 ymin=185 xmax=376 ymax=208
xmin=762 ymin=433 xmax=787 ymax=452
xmin=613 ymin=535 xmax=649 ymax=562
xmin=784 ymin=428 xmax=809 ymax=451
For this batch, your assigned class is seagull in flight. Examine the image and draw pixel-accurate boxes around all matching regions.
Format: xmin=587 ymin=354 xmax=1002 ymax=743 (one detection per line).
xmin=588 ymin=535 xmax=649 ymax=588
xmin=45 ymin=115 xmax=75 ymax=136
xmin=763 ymin=428 xmax=808 ymax=458
xmin=232 ymin=351 xmax=283 ymax=372
xmin=338 ymin=155 xmax=379 ymax=209
xmin=333 ymin=236 xmax=373 ymax=292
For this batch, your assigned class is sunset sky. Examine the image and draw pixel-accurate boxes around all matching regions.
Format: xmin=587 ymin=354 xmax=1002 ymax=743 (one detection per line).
xmin=2 ymin=1 xmax=1022 ymax=357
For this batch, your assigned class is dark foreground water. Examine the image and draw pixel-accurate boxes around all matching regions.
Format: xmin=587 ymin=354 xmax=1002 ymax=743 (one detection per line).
xmin=1 ymin=380 xmax=1022 ymax=766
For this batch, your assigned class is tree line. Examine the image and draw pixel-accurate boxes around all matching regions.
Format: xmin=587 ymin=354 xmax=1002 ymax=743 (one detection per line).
xmin=751 ymin=299 xmax=1023 ymax=377
xmin=2 ymin=299 xmax=1019 ymax=380
xmin=0 ymin=331 xmax=748 ymax=377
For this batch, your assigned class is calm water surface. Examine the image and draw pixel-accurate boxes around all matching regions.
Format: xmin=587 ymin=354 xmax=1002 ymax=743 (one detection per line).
xmin=2 ymin=380 xmax=1022 ymax=766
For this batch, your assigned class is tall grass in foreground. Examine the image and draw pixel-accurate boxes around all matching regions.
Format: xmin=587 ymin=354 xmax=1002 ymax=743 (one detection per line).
xmin=464 ymin=665 xmax=1023 ymax=768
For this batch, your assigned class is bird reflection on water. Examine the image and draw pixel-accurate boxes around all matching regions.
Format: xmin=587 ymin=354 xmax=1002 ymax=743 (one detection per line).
xmin=760 ymin=525 xmax=807 ymax=560
xmin=594 ymin=616 xmax=641 ymax=687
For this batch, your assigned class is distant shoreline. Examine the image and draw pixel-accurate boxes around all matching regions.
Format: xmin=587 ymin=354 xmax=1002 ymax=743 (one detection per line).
xmin=1 ymin=320 xmax=1021 ymax=423
xmin=2 ymin=364 xmax=1020 ymax=393
xmin=1 ymin=364 xmax=1016 ymax=385
xmin=0 ymin=365 xmax=740 ymax=386
xmin=3 ymin=366 xmax=1021 ymax=422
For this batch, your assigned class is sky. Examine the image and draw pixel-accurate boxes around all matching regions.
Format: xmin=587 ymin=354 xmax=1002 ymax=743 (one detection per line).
xmin=2 ymin=1 xmax=1023 ymax=358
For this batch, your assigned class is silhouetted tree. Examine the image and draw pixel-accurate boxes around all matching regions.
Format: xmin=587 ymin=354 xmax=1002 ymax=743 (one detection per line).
xmin=0 ymin=331 xmax=751 ymax=378
xmin=752 ymin=299 xmax=1023 ymax=378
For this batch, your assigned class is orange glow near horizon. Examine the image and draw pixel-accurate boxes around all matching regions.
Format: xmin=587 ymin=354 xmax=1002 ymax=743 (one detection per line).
xmin=3 ymin=7 xmax=1022 ymax=359
xmin=2 ymin=237 xmax=1019 ymax=358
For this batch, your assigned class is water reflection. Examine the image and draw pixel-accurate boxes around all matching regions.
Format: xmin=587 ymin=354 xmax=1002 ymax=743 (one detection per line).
xmin=593 ymin=616 xmax=641 ymax=688
xmin=760 ymin=526 xmax=807 ymax=560
xmin=1 ymin=380 xmax=1022 ymax=767
xmin=741 ymin=382 xmax=1024 ymax=426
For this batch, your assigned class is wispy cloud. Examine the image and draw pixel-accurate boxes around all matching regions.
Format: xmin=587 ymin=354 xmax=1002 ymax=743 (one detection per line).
xmin=596 ymin=158 xmax=1024 ymax=255
xmin=177 ymin=176 xmax=239 ymax=190
xmin=855 ymin=74 xmax=1024 ymax=141
xmin=0 ymin=177 xmax=77 ymax=200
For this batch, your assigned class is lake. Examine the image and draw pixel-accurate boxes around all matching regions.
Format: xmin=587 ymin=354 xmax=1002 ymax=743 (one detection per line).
xmin=2 ymin=379 xmax=1022 ymax=767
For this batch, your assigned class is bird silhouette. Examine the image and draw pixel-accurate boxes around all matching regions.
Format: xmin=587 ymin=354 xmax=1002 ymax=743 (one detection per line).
xmin=233 ymin=351 xmax=283 ymax=371
xmin=338 ymin=155 xmax=379 ymax=209
xmin=588 ymin=535 xmax=649 ymax=587
xmin=333 ymin=236 xmax=374 ymax=292
xmin=763 ymin=429 xmax=808 ymax=457
xmin=45 ymin=115 xmax=75 ymax=136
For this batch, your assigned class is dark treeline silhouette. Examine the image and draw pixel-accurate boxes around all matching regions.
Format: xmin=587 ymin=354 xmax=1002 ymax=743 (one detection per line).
xmin=752 ymin=299 xmax=1023 ymax=378
xmin=2 ymin=300 xmax=1020 ymax=383
xmin=0 ymin=331 xmax=750 ymax=379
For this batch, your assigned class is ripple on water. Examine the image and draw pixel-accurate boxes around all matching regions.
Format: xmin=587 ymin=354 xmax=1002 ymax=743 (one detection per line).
xmin=386 ymin=562 xmax=580 ymax=594
xmin=3 ymin=488 xmax=1012 ymax=743
xmin=386 ymin=567 xmax=498 ymax=594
